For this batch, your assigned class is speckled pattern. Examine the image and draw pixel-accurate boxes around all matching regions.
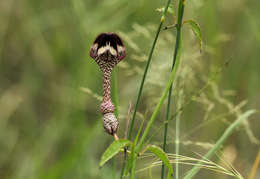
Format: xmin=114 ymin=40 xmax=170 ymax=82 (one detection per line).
xmin=89 ymin=33 xmax=125 ymax=135
xmin=102 ymin=113 xmax=118 ymax=135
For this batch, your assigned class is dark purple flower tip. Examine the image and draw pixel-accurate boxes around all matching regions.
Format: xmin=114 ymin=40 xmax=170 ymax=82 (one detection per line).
xmin=90 ymin=32 xmax=126 ymax=61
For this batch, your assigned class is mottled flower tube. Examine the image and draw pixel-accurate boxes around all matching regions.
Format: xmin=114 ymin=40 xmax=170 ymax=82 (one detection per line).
xmin=89 ymin=33 xmax=126 ymax=136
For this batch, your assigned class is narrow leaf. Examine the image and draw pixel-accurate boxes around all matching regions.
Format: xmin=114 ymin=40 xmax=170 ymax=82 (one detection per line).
xmin=100 ymin=139 xmax=131 ymax=167
xmin=184 ymin=20 xmax=202 ymax=52
xmin=146 ymin=145 xmax=173 ymax=176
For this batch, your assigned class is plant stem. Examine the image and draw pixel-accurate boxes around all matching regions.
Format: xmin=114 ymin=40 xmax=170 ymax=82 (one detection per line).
xmin=120 ymin=152 xmax=127 ymax=179
xmin=183 ymin=110 xmax=256 ymax=179
xmin=136 ymin=39 xmax=182 ymax=153
xmin=133 ymin=59 xmax=233 ymax=148
xmin=130 ymin=154 xmax=137 ymax=179
xmin=120 ymin=0 xmax=173 ymax=178
xmin=161 ymin=90 xmax=172 ymax=179
xmin=111 ymin=67 xmax=119 ymax=179
xmin=161 ymin=1 xmax=185 ymax=178
xmin=248 ymin=149 xmax=260 ymax=179
xmin=175 ymin=89 xmax=183 ymax=179
xmin=127 ymin=0 xmax=172 ymax=141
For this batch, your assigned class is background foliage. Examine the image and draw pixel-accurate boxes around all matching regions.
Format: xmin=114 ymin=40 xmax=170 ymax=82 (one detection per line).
xmin=0 ymin=0 xmax=259 ymax=178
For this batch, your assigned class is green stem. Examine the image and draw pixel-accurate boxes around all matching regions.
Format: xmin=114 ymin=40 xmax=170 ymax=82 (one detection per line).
xmin=183 ymin=110 xmax=256 ymax=179
xmin=111 ymin=67 xmax=119 ymax=179
xmin=130 ymin=154 xmax=137 ymax=179
xmin=132 ymin=59 xmax=233 ymax=149
xmin=161 ymin=1 xmax=185 ymax=178
xmin=120 ymin=152 xmax=127 ymax=179
xmin=136 ymin=39 xmax=182 ymax=153
xmin=121 ymin=0 xmax=173 ymax=178
xmin=161 ymin=89 xmax=172 ymax=179
xmin=175 ymin=89 xmax=183 ymax=179
xmin=127 ymin=0 xmax=172 ymax=141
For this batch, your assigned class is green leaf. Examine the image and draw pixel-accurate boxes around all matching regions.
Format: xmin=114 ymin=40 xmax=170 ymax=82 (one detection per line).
xmin=184 ymin=20 xmax=203 ymax=52
xmin=145 ymin=145 xmax=173 ymax=177
xmin=99 ymin=139 xmax=131 ymax=167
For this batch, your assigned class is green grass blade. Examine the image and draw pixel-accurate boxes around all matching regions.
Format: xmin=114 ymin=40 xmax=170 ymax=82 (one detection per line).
xmin=183 ymin=20 xmax=203 ymax=52
xmin=183 ymin=110 xmax=256 ymax=179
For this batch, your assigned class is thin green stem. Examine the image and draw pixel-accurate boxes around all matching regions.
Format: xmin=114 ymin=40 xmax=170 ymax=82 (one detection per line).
xmin=127 ymin=0 xmax=172 ymax=141
xmin=121 ymin=0 xmax=173 ymax=178
xmin=136 ymin=40 xmax=182 ymax=153
xmin=124 ymin=117 xmax=146 ymax=178
xmin=120 ymin=153 xmax=127 ymax=179
xmin=175 ymin=89 xmax=183 ymax=179
xmin=161 ymin=1 xmax=185 ymax=178
xmin=161 ymin=50 xmax=174 ymax=179
xmin=183 ymin=110 xmax=256 ymax=179
xmin=127 ymin=22 xmax=162 ymax=141
xmin=130 ymin=154 xmax=137 ymax=179
xmin=112 ymin=157 xmax=116 ymax=179
xmin=111 ymin=67 xmax=119 ymax=179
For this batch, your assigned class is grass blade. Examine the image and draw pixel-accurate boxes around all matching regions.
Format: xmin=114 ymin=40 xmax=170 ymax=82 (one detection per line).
xmin=183 ymin=20 xmax=202 ymax=52
xmin=184 ymin=110 xmax=256 ymax=179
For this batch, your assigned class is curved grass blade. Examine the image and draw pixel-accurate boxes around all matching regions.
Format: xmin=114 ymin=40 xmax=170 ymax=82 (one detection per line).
xmin=184 ymin=110 xmax=256 ymax=179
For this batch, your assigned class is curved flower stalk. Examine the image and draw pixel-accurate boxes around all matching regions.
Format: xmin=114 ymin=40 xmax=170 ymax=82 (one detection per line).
xmin=89 ymin=33 xmax=126 ymax=139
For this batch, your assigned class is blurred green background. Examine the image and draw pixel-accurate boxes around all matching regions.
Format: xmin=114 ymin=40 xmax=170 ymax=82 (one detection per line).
xmin=0 ymin=0 xmax=260 ymax=178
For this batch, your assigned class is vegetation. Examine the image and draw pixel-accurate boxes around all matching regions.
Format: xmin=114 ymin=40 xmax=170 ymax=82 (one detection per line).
xmin=0 ymin=0 xmax=260 ymax=179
